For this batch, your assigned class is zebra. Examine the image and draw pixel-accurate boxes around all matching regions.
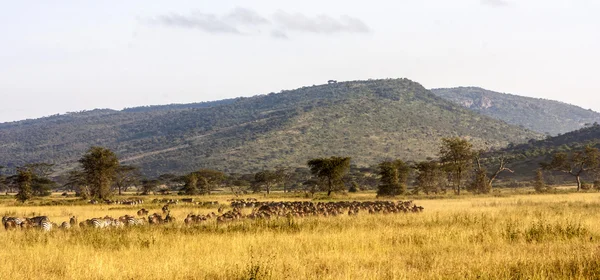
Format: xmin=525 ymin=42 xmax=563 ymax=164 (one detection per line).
xmin=39 ymin=220 xmax=52 ymax=232
xmin=69 ymin=216 xmax=78 ymax=227
xmin=2 ymin=217 xmax=24 ymax=230
xmin=86 ymin=218 xmax=110 ymax=228
xmin=119 ymin=215 xmax=145 ymax=226
xmin=59 ymin=221 xmax=71 ymax=229
xmin=137 ymin=208 xmax=149 ymax=217
xmin=164 ymin=211 xmax=175 ymax=223
xmin=28 ymin=216 xmax=52 ymax=231
xmin=148 ymin=213 xmax=163 ymax=224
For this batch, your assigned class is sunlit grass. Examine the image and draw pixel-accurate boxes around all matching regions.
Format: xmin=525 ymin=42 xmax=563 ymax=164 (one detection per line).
xmin=2 ymin=190 xmax=600 ymax=279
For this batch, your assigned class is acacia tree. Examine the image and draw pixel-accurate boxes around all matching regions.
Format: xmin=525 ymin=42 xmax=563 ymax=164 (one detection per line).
xmin=79 ymin=146 xmax=120 ymax=199
xmin=113 ymin=165 xmax=141 ymax=195
xmin=469 ymin=151 xmax=515 ymax=194
xmin=253 ymin=170 xmax=282 ymax=195
xmin=15 ymin=168 xmax=33 ymax=202
xmin=542 ymin=146 xmax=600 ymax=191
xmin=64 ymin=169 xmax=89 ymax=197
xmin=439 ymin=138 xmax=474 ymax=195
xmin=183 ymin=169 xmax=225 ymax=195
xmin=23 ymin=163 xmax=56 ymax=196
xmin=181 ymin=173 xmax=199 ymax=195
xmin=534 ymin=169 xmax=546 ymax=193
xmin=140 ymin=179 xmax=159 ymax=195
xmin=307 ymin=156 xmax=351 ymax=196
xmin=414 ymin=161 xmax=446 ymax=195
xmin=377 ymin=159 xmax=410 ymax=196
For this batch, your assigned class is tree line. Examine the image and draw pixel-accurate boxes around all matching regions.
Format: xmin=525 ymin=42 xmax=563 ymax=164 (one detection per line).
xmin=2 ymin=138 xmax=600 ymax=202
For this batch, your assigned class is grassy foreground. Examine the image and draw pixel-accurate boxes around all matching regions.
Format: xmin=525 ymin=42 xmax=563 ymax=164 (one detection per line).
xmin=2 ymin=191 xmax=600 ymax=279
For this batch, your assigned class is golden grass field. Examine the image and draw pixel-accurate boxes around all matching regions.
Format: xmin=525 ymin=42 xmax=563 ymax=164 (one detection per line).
xmin=2 ymin=189 xmax=600 ymax=280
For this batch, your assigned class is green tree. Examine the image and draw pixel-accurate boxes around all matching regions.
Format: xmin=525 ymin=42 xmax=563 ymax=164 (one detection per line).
xmin=377 ymin=159 xmax=410 ymax=196
xmin=64 ymin=169 xmax=89 ymax=198
xmin=15 ymin=168 xmax=34 ymax=202
xmin=24 ymin=163 xmax=56 ymax=197
xmin=253 ymin=170 xmax=282 ymax=195
xmin=542 ymin=146 xmax=600 ymax=191
xmin=533 ymin=169 xmax=546 ymax=193
xmin=414 ymin=161 xmax=446 ymax=195
xmin=307 ymin=156 xmax=351 ymax=196
xmin=113 ymin=165 xmax=141 ymax=195
xmin=140 ymin=179 xmax=159 ymax=195
xmin=78 ymin=146 xmax=120 ymax=199
xmin=439 ymin=138 xmax=474 ymax=195
xmin=473 ymin=153 xmax=514 ymax=192
xmin=186 ymin=169 xmax=225 ymax=195
xmin=181 ymin=173 xmax=199 ymax=195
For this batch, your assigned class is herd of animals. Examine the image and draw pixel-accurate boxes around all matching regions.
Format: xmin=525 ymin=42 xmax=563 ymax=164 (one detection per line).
xmin=2 ymin=199 xmax=424 ymax=232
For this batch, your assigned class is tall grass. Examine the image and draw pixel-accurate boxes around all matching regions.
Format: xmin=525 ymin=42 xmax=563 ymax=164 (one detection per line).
xmin=1 ymin=192 xmax=600 ymax=279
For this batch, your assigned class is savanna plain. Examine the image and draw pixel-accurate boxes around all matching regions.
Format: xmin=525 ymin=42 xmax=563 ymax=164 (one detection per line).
xmin=2 ymin=189 xmax=600 ymax=280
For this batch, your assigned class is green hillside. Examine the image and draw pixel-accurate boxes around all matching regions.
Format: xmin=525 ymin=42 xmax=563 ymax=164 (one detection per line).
xmin=0 ymin=79 xmax=542 ymax=176
xmin=431 ymin=87 xmax=600 ymax=135
xmin=488 ymin=123 xmax=600 ymax=181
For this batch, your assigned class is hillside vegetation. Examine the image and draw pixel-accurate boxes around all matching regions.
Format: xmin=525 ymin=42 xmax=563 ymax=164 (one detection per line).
xmin=0 ymin=79 xmax=541 ymax=176
xmin=431 ymin=87 xmax=600 ymax=135
xmin=489 ymin=123 xmax=600 ymax=181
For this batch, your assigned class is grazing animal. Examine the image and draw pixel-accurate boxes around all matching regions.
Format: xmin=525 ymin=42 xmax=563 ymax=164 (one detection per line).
xmin=87 ymin=218 xmax=110 ymax=229
xmin=161 ymin=205 xmax=169 ymax=214
xmin=148 ymin=213 xmax=163 ymax=224
xmin=59 ymin=222 xmax=71 ymax=229
xmin=69 ymin=216 xmax=78 ymax=227
xmin=164 ymin=211 xmax=175 ymax=223
xmin=137 ymin=208 xmax=149 ymax=217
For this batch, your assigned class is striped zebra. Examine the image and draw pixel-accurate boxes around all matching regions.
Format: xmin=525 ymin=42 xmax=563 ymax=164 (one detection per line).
xmin=86 ymin=218 xmax=110 ymax=228
xmin=2 ymin=217 xmax=24 ymax=230
xmin=119 ymin=215 xmax=145 ymax=226
xmin=3 ymin=217 xmax=20 ymax=230
xmin=29 ymin=216 xmax=52 ymax=232
xmin=59 ymin=221 xmax=71 ymax=229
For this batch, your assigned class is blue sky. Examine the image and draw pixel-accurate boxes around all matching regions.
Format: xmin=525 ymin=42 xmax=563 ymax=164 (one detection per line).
xmin=1 ymin=0 xmax=599 ymax=122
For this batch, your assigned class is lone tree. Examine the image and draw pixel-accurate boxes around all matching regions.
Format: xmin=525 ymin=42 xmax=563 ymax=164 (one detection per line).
xmin=253 ymin=170 xmax=283 ymax=195
xmin=470 ymin=152 xmax=514 ymax=194
xmin=307 ymin=156 xmax=351 ymax=196
xmin=414 ymin=161 xmax=446 ymax=195
xmin=439 ymin=137 xmax=474 ymax=195
xmin=533 ymin=169 xmax=546 ymax=193
xmin=15 ymin=168 xmax=34 ymax=202
xmin=114 ymin=165 xmax=141 ymax=195
xmin=183 ymin=169 xmax=226 ymax=195
xmin=140 ymin=179 xmax=159 ymax=195
xmin=181 ymin=173 xmax=199 ymax=195
xmin=79 ymin=146 xmax=120 ymax=199
xmin=377 ymin=159 xmax=410 ymax=196
xmin=24 ymin=163 xmax=57 ymax=197
xmin=542 ymin=146 xmax=600 ymax=191
xmin=64 ymin=169 xmax=88 ymax=197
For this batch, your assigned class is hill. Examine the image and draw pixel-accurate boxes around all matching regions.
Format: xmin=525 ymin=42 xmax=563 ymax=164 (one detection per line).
xmin=0 ymin=79 xmax=542 ymax=177
xmin=431 ymin=87 xmax=600 ymax=135
xmin=488 ymin=123 xmax=600 ymax=182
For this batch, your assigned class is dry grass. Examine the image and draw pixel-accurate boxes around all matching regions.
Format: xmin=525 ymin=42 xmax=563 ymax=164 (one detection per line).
xmin=2 ymin=191 xmax=600 ymax=279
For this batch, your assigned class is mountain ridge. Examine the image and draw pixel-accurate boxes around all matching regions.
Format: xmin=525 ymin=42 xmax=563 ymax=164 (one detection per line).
xmin=0 ymin=79 xmax=542 ymax=176
xmin=431 ymin=87 xmax=600 ymax=135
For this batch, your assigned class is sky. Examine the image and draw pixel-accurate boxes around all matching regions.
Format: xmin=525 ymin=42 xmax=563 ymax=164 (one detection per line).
xmin=1 ymin=0 xmax=599 ymax=123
